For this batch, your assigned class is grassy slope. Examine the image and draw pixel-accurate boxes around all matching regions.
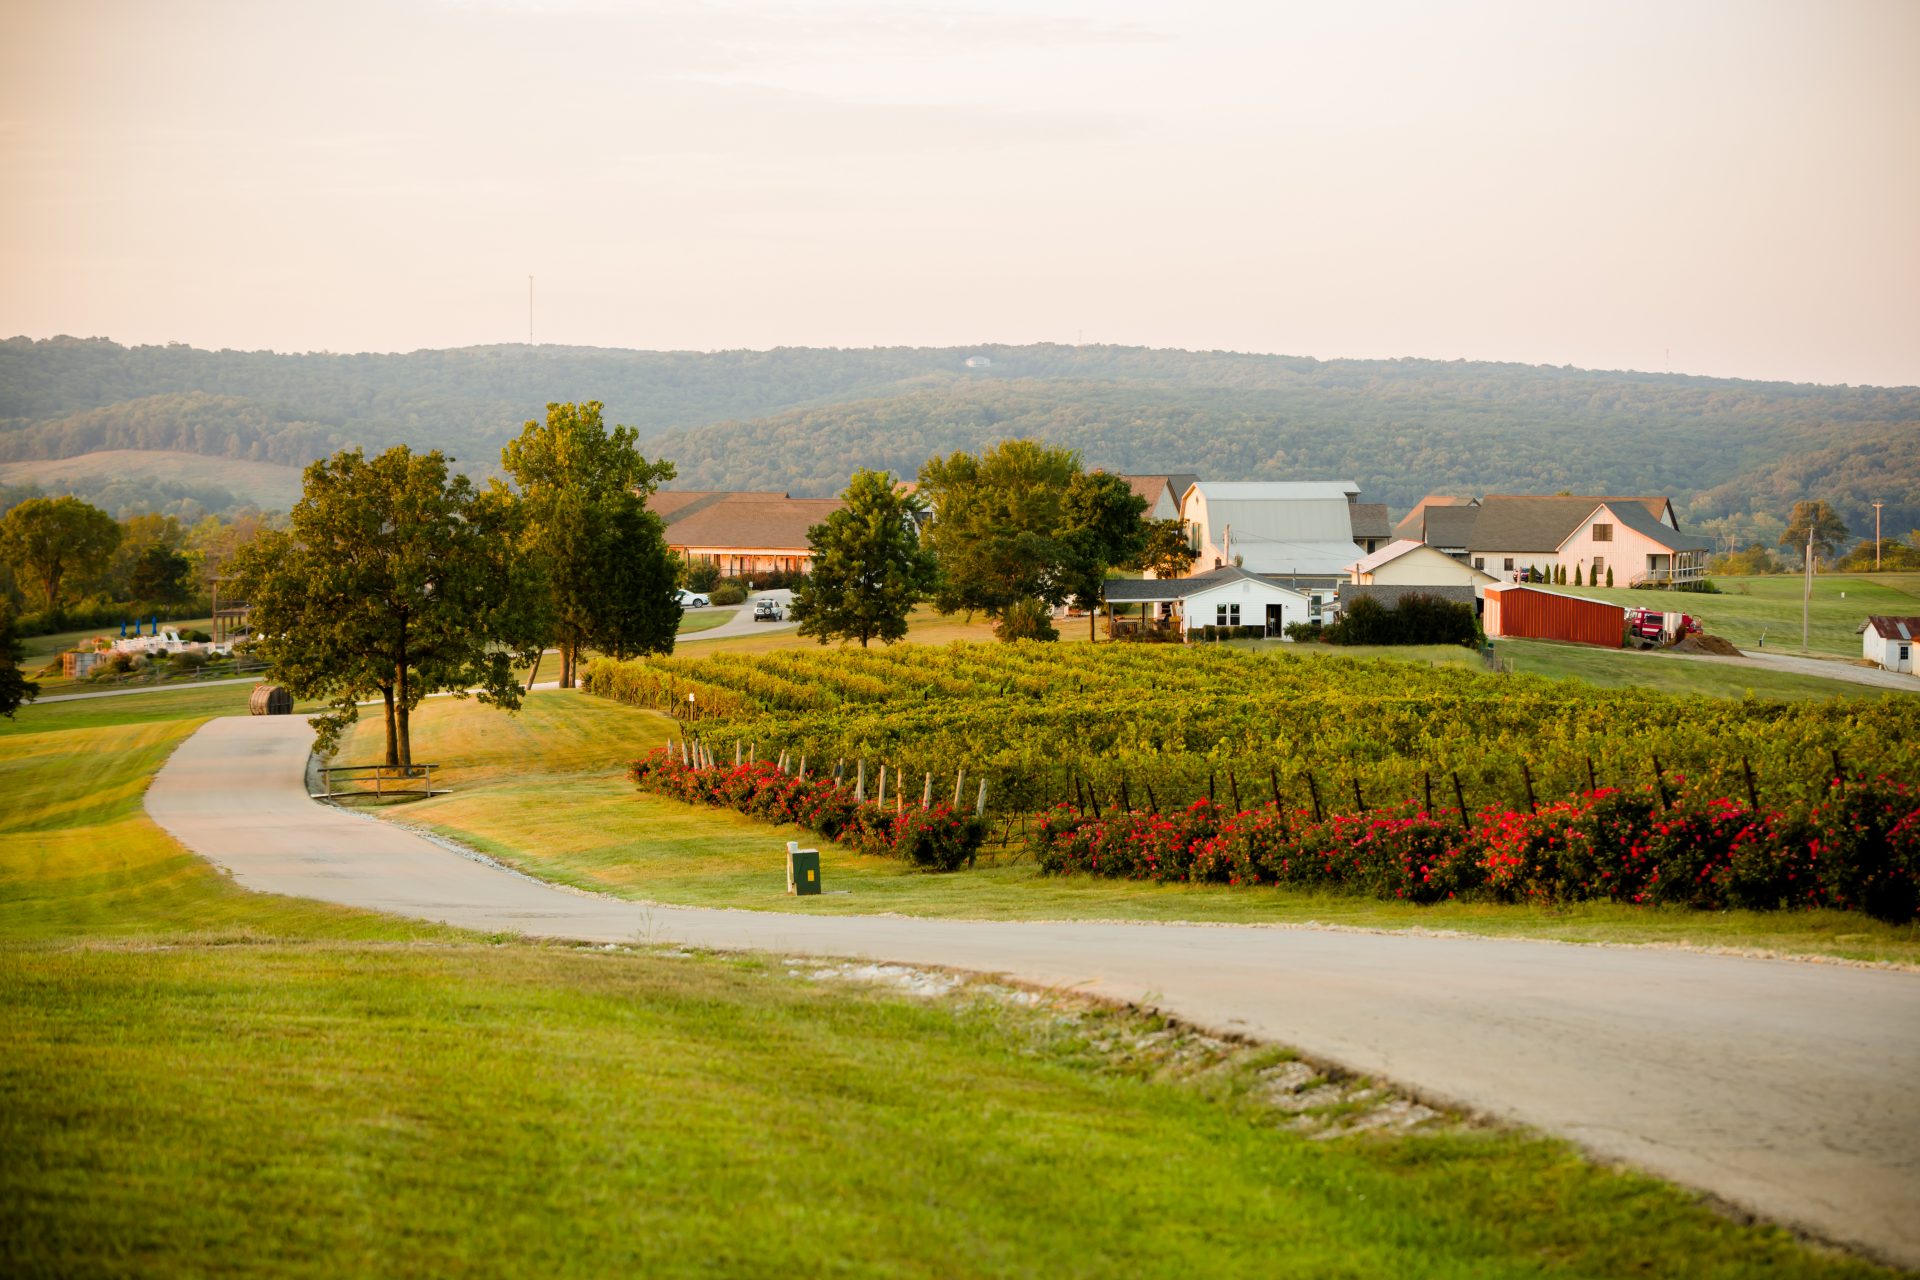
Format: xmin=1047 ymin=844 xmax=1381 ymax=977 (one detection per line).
xmin=4 ymin=674 xmax=1889 ymax=1276
xmin=0 ymin=449 xmax=306 ymax=510
xmin=1562 ymin=573 xmax=1920 ymax=658
xmin=1275 ymin=639 xmax=1909 ymax=701
xmin=351 ymin=692 xmax=1920 ymax=965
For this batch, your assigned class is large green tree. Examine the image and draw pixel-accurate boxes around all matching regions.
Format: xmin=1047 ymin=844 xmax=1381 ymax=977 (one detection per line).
xmin=1133 ymin=518 xmax=1196 ymax=580
xmin=128 ymin=544 xmax=193 ymax=605
xmin=0 ymin=599 xmax=39 ymax=718
xmin=790 ymin=470 xmax=933 ymax=648
xmin=1058 ymin=471 xmax=1149 ymax=640
xmin=917 ymin=439 xmax=1080 ymax=626
xmin=917 ymin=441 xmax=1152 ymax=641
xmin=501 ymin=402 xmax=681 ymax=688
xmin=0 ymin=496 xmax=121 ymax=615
xmin=1779 ymin=500 xmax=1851 ymax=566
xmin=230 ymin=447 xmax=543 ymax=766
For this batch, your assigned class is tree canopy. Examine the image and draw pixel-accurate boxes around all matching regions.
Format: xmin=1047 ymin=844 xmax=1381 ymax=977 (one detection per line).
xmin=918 ymin=440 xmax=1080 ymax=623
xmin=0 ymin=599 xmax=39 ymax=718
xmin=230 ymin=447 xmax=542 ymax=765
xmin=499 ymin=401 xmax=681 ymax=687
xmin=0 ymin=495 xmax=121 ymax=615
xmin=1780 ymin=500 xmax=1851 ymax=565
xmin=790 ymin=469 xmax=932 ymax=648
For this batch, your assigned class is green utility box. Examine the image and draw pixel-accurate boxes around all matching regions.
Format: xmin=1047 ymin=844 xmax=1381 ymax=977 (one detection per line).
xmin=786 ymin=841 xmax=822 ymax=896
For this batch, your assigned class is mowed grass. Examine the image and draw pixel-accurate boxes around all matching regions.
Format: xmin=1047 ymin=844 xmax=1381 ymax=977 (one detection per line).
xmin=1562 ymin=573 xmax=1920 ymax=658
xmin=346 ymin=693 xmax=1920 ymax=966
xmin=4 ymin=674 xmax=1894 ymax=1275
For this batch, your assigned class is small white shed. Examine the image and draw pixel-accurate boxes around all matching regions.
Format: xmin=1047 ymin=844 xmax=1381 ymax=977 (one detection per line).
xmin=1860 ymin=617 xmax=1919 ymax=674
xmin=1103 ymin=566 xmax=1314 ymax=638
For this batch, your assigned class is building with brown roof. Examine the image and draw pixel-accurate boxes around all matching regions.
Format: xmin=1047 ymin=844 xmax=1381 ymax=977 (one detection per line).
xmin=1121 ymin=474 xmax=1199 ymax=522
xmin=647 ymin=491 xmax=845 ymax=578
xmin=1859 ymin=617 xmax=1919 ymax=675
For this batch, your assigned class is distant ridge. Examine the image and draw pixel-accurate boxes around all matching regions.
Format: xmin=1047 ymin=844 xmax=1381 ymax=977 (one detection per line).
xmin=2 ymin=336 xmax=1915 ymax=534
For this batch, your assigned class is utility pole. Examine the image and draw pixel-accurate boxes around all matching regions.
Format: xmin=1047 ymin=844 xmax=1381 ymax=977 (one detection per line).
xmin=1872 ymin=501 xmax=1885 ymax=570
xmin=1801 ymin=525 xmax=1813 ymax=652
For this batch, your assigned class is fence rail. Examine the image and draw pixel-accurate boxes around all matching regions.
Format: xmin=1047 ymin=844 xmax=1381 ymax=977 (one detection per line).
xmin=313 ymin=762 xmax=444 ymax=800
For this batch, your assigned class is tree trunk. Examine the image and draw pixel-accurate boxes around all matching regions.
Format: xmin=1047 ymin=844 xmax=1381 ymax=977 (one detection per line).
xmin=560 ymin=640 xmax=576 ymax=689
xmin=381 ymin=684 xmax=398 ymax=767
xmin=1089 ymin=603 xmax=1097 ymax=642
xmin=395 ymin=661 xmax=412 ymax=767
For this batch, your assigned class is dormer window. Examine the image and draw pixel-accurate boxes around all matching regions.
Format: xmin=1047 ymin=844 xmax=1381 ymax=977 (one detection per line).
xmin=1592 ymin=523 xmax=1613 ymax=542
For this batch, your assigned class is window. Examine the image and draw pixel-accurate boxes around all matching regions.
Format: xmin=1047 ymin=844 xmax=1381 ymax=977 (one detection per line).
xmin=1592 ymin=523 xmax=1613 ymax=542
xmin=1591 ymin=555 xmax=1605 ymax=573
xmin=1216 ymin=603 xmax=1241 ymax=627
xmin=1503 ymin=557 xmax=1515 ymax=571
xmin=1473 ymin=557 xmax=1485 ymax=570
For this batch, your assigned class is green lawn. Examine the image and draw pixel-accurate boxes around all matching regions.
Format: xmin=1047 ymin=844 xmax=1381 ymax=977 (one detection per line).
xmin=7 ymin=662 xmax=1895 ymax=1275
xmin=1557 ymin=574 xmax=1920 ymax=658
xmin=3 ymin=667 xmax=1904 ymax=1274
xmin=344 ymin=692 xmax=1920 ymax=966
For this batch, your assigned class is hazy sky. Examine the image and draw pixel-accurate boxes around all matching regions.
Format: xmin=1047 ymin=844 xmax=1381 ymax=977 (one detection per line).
xmin=3 ymin=0 xmax=1916 ymax=385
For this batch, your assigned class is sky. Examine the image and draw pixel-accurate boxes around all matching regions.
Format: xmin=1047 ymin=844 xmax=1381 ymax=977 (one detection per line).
xmin=1 ymin=0 xmax=1916 ymax=386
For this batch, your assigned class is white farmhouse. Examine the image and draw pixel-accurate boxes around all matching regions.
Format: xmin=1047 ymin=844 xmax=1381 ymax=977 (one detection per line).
xmin=1860 ymin=617 xmax=1919 ymax=675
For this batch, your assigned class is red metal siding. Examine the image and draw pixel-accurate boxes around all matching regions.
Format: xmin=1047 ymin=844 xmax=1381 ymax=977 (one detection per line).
xmin=1485 ymin=588 xmax=1623 ymax=648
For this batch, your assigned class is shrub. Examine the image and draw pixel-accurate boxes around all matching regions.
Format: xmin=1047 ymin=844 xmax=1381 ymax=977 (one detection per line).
xmin=1025 ymin=778 xmax=1918 ymax=922
xmin=168 ymin=649 xmax=208 ymax=670
xmin=628 ymin=751 xmax=987 ymax=871
xmin=995 ymin=598 xmax=1058 ymax=642
xmin=682 ymin=560 xmax=721 ymax=592
xmin=709 ymin=580 xmax=749 ymax=606
xmin=1325 ymin=594 xmax=1475 ymax=647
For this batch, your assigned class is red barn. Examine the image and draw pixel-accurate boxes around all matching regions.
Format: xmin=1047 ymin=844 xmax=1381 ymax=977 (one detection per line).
xmin=1482 ymin=584 xmax=1624 ymax=648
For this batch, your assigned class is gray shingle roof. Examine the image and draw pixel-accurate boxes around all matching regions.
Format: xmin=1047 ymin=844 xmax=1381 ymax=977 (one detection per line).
xmin=1103 ymin=566 xmax=1280 ymax=602
xmin=1349 ymin=503 xmax=1391 ymax=541
xmin=1469 ymin=496 xmax=1672 ymax=553
xmin=1421 ymin=506 xmax=1480 ymax=550
xmin=1600 ymin=501 xmax=1712 ymax=552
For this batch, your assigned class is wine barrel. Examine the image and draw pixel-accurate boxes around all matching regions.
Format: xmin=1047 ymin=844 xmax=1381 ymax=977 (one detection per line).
xmin=249 ymin=684 xmax=293 ymax=716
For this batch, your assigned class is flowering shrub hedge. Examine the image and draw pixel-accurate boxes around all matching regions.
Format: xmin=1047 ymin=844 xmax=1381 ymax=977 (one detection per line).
xmin=1031 ymin=776 xmax=1920 ymax=922
xmin=628 ymin=750 xmax=986 ymax=872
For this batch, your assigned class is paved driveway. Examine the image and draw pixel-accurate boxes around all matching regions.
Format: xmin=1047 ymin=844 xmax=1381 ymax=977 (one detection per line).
xmin=144 ymin=716 xmax=1920 ymax=1270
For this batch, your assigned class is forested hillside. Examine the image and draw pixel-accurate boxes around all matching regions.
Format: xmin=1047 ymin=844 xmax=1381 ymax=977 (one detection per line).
xmin=2 ymin=335 xmax=1915 ymax=536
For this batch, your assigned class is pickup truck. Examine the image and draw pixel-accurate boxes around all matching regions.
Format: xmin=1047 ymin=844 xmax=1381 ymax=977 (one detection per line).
xmin=753 ymin=599 xmax=784 ymax=622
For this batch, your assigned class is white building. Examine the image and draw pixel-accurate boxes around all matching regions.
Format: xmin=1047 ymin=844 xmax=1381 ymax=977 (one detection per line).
xmin=1860 ymin=617 xmax=1918 ymax=675
xmin=1343 ymin=539 xmax=1498 ymax=593
xmin=1179 ymin=480 xmax=1363 ymax=580
xmin=1103 ymin=566 xmax=1315 ymax=638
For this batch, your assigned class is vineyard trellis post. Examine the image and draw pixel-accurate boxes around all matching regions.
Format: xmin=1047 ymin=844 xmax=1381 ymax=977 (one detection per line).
xmin=1306 ymin=771 xmax=1323 ymax=823
xmin=1521 ymin=761 xmax=1538 ymax=814
xmin=1585 ymin=755 xmax=1597 ymax=793
xmin=1451 ymin=771 xmax=1470 ymax=832
xmin=1651 ymin=754 xmax=1670 ymax=809
xmin=734 ymin=741 xmax=741 ymax=767
xmin=855 ymin=760 xmax=866 ymax=802
xmin=1350 ymin=776 xmax=1365 ymax=813
xmin=1144 ymin=779 xmax=1159 ymax=814
xmin=1228 ymin=768 xmax=1242 ymax=814
xmin=1742 ymin=757 xmax=1760 ymax=810
xmin=1268 ymin=767 xmax=1281 ymax=808
xmin=975 ymin=778 xmax=987 ymax=817
xmin=1120 ymin=774 xmax=1133 ymax=813
xmin=896 ymin=767 xmax=904 ymax=814
xmin=876 ymin=765 xmax=887 ymax=808
xmin=924 ymin=772 xmax=933 ymax=809
xmin=953 ymin=768 xmax=965 ymax=808
xmin=1423 ymin=771 xmax=1434 ymax=817
xmin=1830 ymin=749 xmax=1847 ymax=790
xmin=1208 ymin=771 xmax=1216 ymax=805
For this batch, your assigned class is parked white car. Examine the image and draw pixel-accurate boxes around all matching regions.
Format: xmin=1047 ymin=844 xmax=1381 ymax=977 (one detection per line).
xmin=675 ymin=589 xmax=710 ymax=608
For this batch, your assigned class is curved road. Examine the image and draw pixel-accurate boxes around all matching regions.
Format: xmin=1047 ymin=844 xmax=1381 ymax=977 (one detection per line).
xmin=145 ymin=716 xmax=1920 ymax=1269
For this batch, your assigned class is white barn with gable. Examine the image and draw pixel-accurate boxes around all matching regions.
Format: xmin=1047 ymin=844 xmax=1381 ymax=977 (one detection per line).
xmin=1180 ymin=481 xmax=1363 ymax=580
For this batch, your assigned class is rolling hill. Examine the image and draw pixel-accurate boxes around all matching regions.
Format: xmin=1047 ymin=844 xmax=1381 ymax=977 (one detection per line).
xmin=2 ymin=335 xmax=1915 ymax=537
